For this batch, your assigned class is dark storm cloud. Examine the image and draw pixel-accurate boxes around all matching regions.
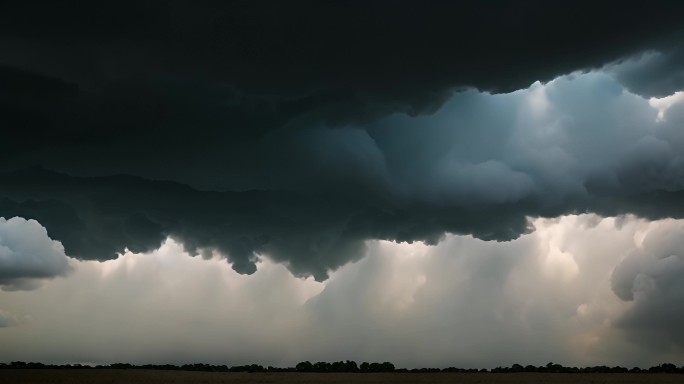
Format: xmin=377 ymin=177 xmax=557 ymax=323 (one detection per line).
xmin=3 ymin=73 xmax=684 ymax=279
xmin=0 ymin=166 xmax=531 ymax=280
xmin=608 ymin=49 xmax=684 ymax=98
xmin=2 ymin=1 xmax=684 ymax=187
xmin=1 ymin=1 xmax=684 ymax=149
xmin=3 ymin=1 xmax=684 ymax=279
xmin=2 ymin=1 xmax=684 ymax=93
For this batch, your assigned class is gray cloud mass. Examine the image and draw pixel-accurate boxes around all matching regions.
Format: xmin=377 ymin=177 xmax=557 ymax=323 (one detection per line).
xmin=2 ymin=73 xmax=684 ymax=281
xmin=608 ymin=49 xmax=684 ymax=98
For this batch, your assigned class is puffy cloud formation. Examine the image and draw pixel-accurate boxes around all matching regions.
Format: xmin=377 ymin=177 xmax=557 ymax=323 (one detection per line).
xmin=2 ymin=73 xmax=684 ymax=279
xmin=0 ymin=217 xmax=72 ymax=291
xmin=611 ymin=219 xmax=684 ymax=351
xmin=1 ymin=215 xmax=682 ymax=367
xmin=2 ymin=2 xmax=684 ymax=189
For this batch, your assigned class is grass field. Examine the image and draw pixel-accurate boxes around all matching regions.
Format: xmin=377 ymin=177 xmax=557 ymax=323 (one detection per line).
xmin=1 ymin=370 xmax=682 ymax=384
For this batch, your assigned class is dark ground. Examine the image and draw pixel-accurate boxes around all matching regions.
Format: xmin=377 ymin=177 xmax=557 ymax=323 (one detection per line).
xmin=1 ymin=370 xmax=682 ymax=384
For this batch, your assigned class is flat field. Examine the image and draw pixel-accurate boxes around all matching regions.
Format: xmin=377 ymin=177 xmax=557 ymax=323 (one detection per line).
xmin=1 ymin=370 xmax=682 ymax=384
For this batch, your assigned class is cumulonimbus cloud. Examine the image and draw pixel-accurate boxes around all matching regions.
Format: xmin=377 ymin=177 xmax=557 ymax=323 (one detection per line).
xmin=2 ymin=1 xmax=684 ymax=280
xmin=2 ymin=72 xmax=684 ymax=280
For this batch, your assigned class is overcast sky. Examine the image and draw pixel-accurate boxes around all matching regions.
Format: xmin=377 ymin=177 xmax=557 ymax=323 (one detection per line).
xmin=2 ymin=0 xmax=684 ymax=368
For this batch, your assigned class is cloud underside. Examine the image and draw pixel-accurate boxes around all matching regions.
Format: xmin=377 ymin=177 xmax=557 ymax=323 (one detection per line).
xmin=2 ymin=2 xmax=684 ymax=280
xmin=1 ymin=215 xmax=683 ymax=367
xmin=2 ymin=72 xmax=684 ymax=280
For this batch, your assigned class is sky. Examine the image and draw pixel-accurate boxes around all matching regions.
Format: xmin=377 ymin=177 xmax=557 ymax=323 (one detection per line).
xmin=2 ymin=0 xmax=684 ymax=368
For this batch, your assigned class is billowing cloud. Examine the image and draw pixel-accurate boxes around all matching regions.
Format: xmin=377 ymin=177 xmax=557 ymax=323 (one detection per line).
xmin=608 ymin=49 xmax=684 ymax=98
xmin=2 ymin=2 xmax=684 ymax=280
xmin=2 ymin=73 xmax=684 ymax=279
xmin=611 ymin=219 xmax=684 ymax=351
xmin=2 ymin=2 xmax=684 ymax=188
xmin=1 ymin=215 xmax=682 ymax=367
xmin=0 ymin=217 xmax=72 ymax=291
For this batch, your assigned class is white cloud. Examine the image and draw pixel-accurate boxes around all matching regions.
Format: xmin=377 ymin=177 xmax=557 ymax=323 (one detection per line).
xmin=0 ymin=217 xmax=73 ymax=291
xmin=649 ymin=92 xmax=684 ymax=122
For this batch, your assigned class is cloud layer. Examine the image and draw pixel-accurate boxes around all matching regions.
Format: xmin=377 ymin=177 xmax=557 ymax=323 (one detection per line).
xmin=2 ymin=2 xmax=684 ymax=280
xmin=2 ymin=1 xmax=684 ymax=187
xmin=2 ymin=73 xmax=684 ymax=279
xmin=2 ymin=1 xmax=683 ymax=109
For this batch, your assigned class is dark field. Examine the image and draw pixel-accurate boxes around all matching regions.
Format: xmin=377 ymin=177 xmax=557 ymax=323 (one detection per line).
xmin=1 ymin=370 xmax=682 ymax=384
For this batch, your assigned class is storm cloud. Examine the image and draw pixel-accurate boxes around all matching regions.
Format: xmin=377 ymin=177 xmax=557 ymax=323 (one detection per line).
xmin=2 ymin=1 xmax=684 ymax=187
xmin=608 ymin=49 xmax=684 ymax=98
xmin=3 ymin=72 xmax=684 ymax=279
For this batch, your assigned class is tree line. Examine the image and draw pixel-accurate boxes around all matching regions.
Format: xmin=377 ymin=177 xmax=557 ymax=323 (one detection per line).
xmin=0 ymin=361 xmax=683 ymax=373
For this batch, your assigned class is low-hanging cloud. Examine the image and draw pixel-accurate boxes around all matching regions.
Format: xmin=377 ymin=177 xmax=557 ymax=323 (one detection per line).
xmin=2 ymin=72 xmax=684 ymax=279
xmin=0 ymin=217 xmax=72 ymax=291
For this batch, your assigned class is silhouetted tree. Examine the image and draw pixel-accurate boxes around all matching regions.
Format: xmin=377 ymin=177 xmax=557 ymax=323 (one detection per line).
xmin=296 ymin=361 xmax=313 ymax=372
